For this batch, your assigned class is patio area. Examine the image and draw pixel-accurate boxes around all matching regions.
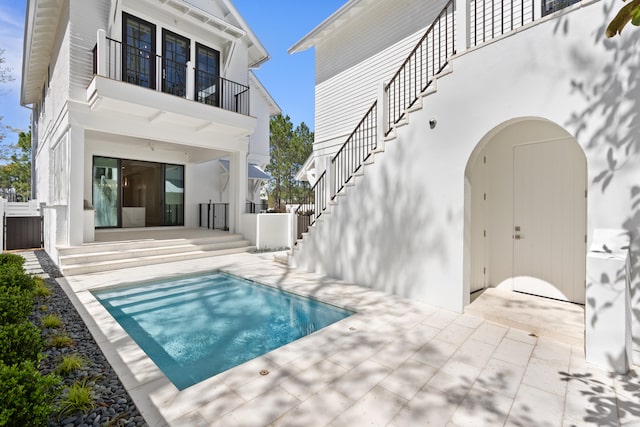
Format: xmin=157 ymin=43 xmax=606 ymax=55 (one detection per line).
xmin=57 ymin=251 xmax=640 ymax=426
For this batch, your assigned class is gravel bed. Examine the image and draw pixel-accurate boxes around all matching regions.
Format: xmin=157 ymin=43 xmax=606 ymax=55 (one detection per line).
xmin=27 ymin=250 xmax=148 ymax=427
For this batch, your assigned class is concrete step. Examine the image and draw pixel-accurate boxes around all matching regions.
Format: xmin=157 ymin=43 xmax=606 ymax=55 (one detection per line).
xmin=59 ymin=238 xmax=251 ymax=265
xmin=58 ymin=234 xmax=243 ymax=256
xmin=61 ymin=244 xmax=255 ymax=276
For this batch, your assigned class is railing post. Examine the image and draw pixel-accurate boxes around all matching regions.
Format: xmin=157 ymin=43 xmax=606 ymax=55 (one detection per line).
xmin=378 ymin=81 xmax=387 ymax=146
xmin=533 ymin=0 xmax=542 ymax=21
xmin=186 ymin=61 xmax=194 ymax=100
xmin=455 ymin=0 xmax=469 ymax=54
xmin=96 ymin=29 xmax=107 ymax=76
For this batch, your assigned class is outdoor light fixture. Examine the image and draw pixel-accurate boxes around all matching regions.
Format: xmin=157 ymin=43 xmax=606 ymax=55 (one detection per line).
xmin=429 ymin=118 xmax=437 ymax=129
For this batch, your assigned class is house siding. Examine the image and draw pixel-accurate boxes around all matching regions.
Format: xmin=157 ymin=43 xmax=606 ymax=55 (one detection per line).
xmin=313 ymin=0 xmax=450 ymax=157
xmin=69 ymin=0 xmax=109 ymax=101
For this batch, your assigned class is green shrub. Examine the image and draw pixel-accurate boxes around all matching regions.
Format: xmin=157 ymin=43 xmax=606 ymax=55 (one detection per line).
xmin=0 ymin=361 xmax=61 ymax=427
xmin=40 ymin=314 xmax=62 ymax=329
xmin=0 ymin=264 xmax=36 ymax=293
xmin=57 ymin=381 xmax=95 ymax=418
xmin=0 ymin=286 xmax=33 ymax=325
xmin=0 ymin=253 xmax=25 ymax=269
xmin=57 ymin=354 xmax=85 ymax=375
xmin=0 ymin=322 xmax=43 ymax=365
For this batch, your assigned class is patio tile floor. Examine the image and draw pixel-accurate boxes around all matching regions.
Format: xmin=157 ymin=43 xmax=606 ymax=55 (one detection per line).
xmin=53 ymin=251 xmax=639 ymax=426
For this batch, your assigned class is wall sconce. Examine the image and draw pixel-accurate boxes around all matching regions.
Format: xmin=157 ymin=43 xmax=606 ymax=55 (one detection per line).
xmin=429 ymin=118 xmax=437 ymax=129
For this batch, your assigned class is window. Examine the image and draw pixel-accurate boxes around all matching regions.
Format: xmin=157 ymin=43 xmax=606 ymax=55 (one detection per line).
xmin=162 ymin=30 xmax=190 ymax=97
xmin=123 ymin=13 xmax=156 ymax=89
xmin=195 ymin=43 xmax=220 ymax=106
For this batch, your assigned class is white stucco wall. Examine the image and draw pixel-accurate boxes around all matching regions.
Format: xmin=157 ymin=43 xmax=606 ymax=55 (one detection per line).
xmin=295 ymin=0 xmax=640 ymax=348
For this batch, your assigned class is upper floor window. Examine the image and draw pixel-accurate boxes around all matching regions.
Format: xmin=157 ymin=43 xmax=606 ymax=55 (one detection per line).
xmin=195 ymin=43 xmax=220 ymax=106
xmin=162 ymin=30 xmax=190 ymax=97
xmin=123 ymin=13 xmax=156 ymax=88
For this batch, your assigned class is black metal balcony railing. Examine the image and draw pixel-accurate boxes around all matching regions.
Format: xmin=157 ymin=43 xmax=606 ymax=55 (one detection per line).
xmin=93 ymin=38 xmax=250 ymax=116
xmin=196 ymin=69 xmax=250 ymax=115
xmin=199 ymin=202 xmax=229 ymax=230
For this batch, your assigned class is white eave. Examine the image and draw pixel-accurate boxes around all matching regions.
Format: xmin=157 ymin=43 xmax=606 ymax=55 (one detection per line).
xmin=249 ymin=71 xmax=281 ymax=117
xmin=21 ymin=0 xmax=64 ymax=106
xmin=158 ymin=0 xmax=270 ymax=67
xmin=288 ymin=0 xmax=375 ymax=54
xmin=219 ymin=0 xmax=269 ymax=68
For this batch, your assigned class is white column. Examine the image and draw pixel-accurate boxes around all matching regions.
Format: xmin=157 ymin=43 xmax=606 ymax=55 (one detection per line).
xmin=455 ymin=0 xmax=469 ymax=54
xmin=68 ymin=127 xmax=85 ymax=247
xmin=186 ymin=60 xmax=194 ymax=101
xmin=229 ymin=150 xmax=248 ymax=234
xmin=96 ymin=29 xmax=107 ymax=76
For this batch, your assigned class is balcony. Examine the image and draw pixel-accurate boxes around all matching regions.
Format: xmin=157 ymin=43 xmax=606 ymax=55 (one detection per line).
xmin=92 ymin=36 xmax=249 ymax=115
xmin=86 ymin=30 xmax=256 ymax=149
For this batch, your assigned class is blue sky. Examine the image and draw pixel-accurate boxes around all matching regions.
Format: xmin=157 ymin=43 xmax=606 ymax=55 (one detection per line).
xmin=0 ymin=0 xmax=345 ymax=149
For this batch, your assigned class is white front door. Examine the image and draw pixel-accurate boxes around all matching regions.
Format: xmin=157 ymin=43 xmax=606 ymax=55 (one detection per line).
xmin=512 ymin=140 xmax=586 ymax=304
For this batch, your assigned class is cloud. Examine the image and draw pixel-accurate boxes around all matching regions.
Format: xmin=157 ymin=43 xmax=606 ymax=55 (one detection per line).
xmin=0 ymin=6 xmax=25 ymax=94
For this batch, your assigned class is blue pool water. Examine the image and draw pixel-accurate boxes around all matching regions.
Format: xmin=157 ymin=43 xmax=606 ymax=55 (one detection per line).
xmin=93 ymin=272 xmax=352 ymax=390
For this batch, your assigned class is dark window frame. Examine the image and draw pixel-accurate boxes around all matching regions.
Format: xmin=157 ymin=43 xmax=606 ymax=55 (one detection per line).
xmin=122 ymin=12 xmax=157 ymax=89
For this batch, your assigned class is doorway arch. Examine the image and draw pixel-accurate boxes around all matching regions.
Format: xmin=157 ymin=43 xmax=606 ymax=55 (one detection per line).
xmin=464 ymin=117 xmax=587 ymax=304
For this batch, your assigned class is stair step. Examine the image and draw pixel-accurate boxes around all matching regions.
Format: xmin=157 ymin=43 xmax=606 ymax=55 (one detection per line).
xmin=61 ymin=245 xmax=255 ymax=276
xmin=58 ymin=234 xmax=244 ymax=256
xmin=59 ymin=239 xmax=251 ymax=265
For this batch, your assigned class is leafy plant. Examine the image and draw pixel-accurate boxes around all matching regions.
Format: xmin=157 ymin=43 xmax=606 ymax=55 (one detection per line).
xmin=40 ymin=314 xmax=62 ymax=329
xmin=0 ymin=264 xmax=37 ymax=293
xmin=57 ymin=354 xmax=85 ymax=375
xmin=47 ymin=333 xmax=74 ymax=348
xmin=0 ymin=253 xmax=25 ymax=269
xmin=0 ymin=361 xmax=61 ymax=426
xmin=606 ymin=0 xmax=640 ymax=37
xmin=0 ymin=322 xmax=43 ymax=365
xmin=0 ymin=286 xmax=33 ymax=325
xmin=33 ymin=278 xmax=51 ymax=297
xmin=57 ymin=381 xmax=95 ymax=418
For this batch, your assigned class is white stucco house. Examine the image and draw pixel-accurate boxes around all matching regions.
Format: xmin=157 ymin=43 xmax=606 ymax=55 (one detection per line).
xmin=290 ymin=0 xmax=640 ymax=371
xmin=20 ymin=0 xmax=280 ymax=264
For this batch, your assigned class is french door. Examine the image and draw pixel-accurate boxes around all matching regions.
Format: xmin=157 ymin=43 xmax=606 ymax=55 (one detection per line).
xmin=123 ymin=13 xmax=156 ymax=89
xmin=162 ymin=30 xmax=190 ymax=97
xmin=195 ymin=43 xmax=220 ymax=106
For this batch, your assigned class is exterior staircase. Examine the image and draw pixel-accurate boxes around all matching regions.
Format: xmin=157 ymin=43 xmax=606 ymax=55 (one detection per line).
xmin=59 ymin=232 xmax=253 ymax=276
xmin=291 ymin=0 xmax=456 ymax=260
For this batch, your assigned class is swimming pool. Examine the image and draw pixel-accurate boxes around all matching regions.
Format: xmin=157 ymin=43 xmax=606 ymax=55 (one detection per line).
xmin=93 ymin=272 xmax=353 ymax=390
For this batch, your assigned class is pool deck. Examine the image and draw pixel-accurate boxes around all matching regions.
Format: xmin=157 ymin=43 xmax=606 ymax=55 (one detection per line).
xmin=56 ymin=252 xmax=640 ymax=427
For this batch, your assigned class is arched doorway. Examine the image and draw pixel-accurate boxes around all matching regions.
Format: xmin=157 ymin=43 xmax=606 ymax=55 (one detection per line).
xmin=465 ymin=118 xmax=587 ymax=304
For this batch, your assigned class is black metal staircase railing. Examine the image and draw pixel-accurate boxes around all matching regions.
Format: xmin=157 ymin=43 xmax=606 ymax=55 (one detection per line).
xmin=385 ymin=0 xmax=455 ymax=136
xmin=294 ymin=171 xmax=326 ymax=239
xmin=295 ymin=0 xmax=456 ymax=241
xmin=331 ymin=102 xmax=378 ymax=199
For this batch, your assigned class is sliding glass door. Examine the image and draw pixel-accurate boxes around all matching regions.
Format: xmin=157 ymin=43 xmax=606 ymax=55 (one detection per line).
xmin=93 ymin=157 xmax=120 ymax=228
xmin=93 ymin=157 xmax=184 ymax=228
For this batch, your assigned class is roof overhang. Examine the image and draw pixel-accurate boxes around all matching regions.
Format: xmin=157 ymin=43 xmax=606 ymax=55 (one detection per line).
xmin=289 ymin=0 xmax=375 ymax=54
xmin=219 ymin=159 xmax=272 ymax=180
xmin=21 ymin=0 xmax=64 ymax=106
xmin=249 ymin=71 xmax=281 ymax=117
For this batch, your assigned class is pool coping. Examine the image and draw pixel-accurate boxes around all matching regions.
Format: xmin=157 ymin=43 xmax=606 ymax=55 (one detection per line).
xmin=58 ymin=251 xmax=419 ymax=426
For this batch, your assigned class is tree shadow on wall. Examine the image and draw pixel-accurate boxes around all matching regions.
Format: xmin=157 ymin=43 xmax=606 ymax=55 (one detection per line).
xmin=561 ymin=1 xmax=640 ymax=349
